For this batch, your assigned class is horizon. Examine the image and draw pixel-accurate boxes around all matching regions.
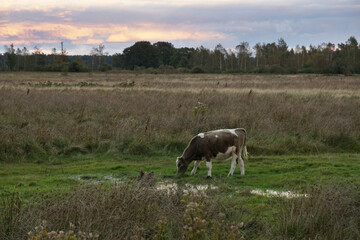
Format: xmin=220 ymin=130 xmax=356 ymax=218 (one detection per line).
xmin=1 ymin=0 xmax=359 ymax=55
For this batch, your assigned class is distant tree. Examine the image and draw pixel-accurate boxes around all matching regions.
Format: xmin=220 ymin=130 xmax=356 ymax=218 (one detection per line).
xmin=22 ymin=47 xmax=29 ymax=70
xmin=16 ymin=48 xmax=22 ymax=71
xmin=170 ymin=47 xmax=194 ymax=68
xmin=4 ymin=44 xmax=16 ymax=71
xmin=123 ymin=41 xmax=160 ymax=69
xmin=253 ymin=42 xmax=262 ymax=68
xmin=69 ymin=56 xmax=88 ymax=72
xmin=154 ymin=42 xmax=175 ymax=66
xmin=112 ymin=53 xmax=124 ymax=69
xmin=337 ymin=36 xmax=359 ymax=74
xmin=214 ymin=44 xmax=226 ymax=71
xmin=277 ymin=38 xmax=288 ymax=67
xmin=236 ymin=42 xmax=250 ymax=71
xmin=90 ymin=44 xmax=108 ymax=71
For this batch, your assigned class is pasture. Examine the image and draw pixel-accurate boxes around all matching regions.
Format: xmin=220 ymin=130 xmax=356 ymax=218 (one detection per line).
xmin=0 ymin=72 xmax=359 ymax=239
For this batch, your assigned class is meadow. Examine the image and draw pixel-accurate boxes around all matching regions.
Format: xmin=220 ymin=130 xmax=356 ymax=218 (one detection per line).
xmin=0 ymin=72 xmax=359 ymax=239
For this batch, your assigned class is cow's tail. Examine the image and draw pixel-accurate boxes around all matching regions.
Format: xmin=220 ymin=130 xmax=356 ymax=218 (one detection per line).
xmin=240 ymin=128 xmax=248 ymax=161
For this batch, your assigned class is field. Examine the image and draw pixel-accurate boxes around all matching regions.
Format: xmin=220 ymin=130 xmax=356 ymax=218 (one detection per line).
xmin=0 ymin=72 xmax=359 ymax=239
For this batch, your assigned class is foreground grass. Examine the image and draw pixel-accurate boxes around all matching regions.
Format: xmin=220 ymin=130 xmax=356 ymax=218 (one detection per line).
xmin=1 ymin=153 xmax=359 ymax=239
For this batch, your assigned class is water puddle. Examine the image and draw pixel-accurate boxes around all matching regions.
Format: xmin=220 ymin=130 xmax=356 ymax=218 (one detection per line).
xmin=71 ymin=174 xmax=307 ymax=198
xmin=156 ymin=183 xmax=218 ymax=195
xmin=250 ymin=189 xmax=308 ymax=198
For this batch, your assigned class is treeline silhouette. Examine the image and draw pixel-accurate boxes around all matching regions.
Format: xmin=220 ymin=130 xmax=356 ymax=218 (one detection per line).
xmin=1 ymin=36 xmax=359 ymax=74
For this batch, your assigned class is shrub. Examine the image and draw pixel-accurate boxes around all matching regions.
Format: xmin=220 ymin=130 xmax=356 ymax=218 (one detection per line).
xmin=191 ymin=66 xmax=205 ymax=73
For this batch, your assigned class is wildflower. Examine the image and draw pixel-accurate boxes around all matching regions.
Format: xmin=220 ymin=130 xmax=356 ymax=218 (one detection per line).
xmin=69 ymin=222 xmax=75 ymax=229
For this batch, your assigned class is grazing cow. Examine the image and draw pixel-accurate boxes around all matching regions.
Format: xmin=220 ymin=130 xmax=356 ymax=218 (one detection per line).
xmin=176 ymin=128 xmax=248 ymax=178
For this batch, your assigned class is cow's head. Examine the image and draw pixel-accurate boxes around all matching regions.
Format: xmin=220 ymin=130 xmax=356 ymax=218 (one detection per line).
xmin=176 ymin=157 xmax=188 ymax=174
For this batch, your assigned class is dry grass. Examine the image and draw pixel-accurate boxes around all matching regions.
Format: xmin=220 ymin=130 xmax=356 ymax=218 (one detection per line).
xmin=0 ymin=73 xmax=359 ymax=161
xmin=1 ymin=181 xmax=251 ymax=240
xmin=2 ymin=181 xmax=359 ymax=240
xmin=273 ymin=184 xmax=360 ymax=239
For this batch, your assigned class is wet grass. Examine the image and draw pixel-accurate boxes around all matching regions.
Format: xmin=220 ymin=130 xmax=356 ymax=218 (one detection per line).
xmin=1 ymin=153 xmax=359 ymax=199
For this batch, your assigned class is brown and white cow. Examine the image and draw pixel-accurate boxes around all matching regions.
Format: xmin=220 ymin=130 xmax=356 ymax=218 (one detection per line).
xmin=176 ymin=128 xmax=248 ymax=178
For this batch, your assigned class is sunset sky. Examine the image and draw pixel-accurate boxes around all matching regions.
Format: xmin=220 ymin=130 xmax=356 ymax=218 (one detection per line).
xmin=1 ymin=0 xmax=359 ymax=55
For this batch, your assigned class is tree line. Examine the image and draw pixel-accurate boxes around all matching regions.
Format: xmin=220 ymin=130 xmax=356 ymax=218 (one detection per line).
xmin=1 ymin=36 xmax=359 ymax=74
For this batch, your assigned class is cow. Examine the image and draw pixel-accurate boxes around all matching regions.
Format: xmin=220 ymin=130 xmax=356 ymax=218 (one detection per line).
xmin=176 ymin=128 xmax=248 ymax=178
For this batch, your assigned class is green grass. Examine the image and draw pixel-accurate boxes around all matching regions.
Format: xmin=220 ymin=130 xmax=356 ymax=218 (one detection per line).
xmin=1 ymin=153 xmax=359 ymax=199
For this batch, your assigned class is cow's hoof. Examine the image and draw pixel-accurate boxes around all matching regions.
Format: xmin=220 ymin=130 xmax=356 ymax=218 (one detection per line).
xmin=205 ymin=176 xmax=212 ymax=180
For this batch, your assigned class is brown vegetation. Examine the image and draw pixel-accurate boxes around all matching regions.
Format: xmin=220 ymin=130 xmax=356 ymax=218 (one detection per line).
xmin=274 ymin=184 xmax=360 ymax=239
xmin=0 ymin=73 xmax=359 ymax=161
xmin=1 ymin=181 xmax=359 ymax=240
xmin=0 ymin=182 xmax=250 ymax=240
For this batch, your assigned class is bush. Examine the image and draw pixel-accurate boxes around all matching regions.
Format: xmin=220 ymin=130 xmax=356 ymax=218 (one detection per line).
xmin=191 ymin=66 xmax=205 ymax=73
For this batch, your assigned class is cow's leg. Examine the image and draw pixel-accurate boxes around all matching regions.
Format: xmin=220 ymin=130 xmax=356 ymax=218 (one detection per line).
xmin=191 ymin=161 xmax=201 ymax=175
xmin=237 ymin=149 xmax=245 ymax=175
xmin=228 ymin=152 xmax=237 ymax=177
xmin=206 ymin=161 xmax=212 ymax=179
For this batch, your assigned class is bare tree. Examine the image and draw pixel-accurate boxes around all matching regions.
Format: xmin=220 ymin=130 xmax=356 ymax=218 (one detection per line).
xmin=90 ymin=44 xmax=108 ymax=70
xmin=236 ymin=42 xmax=250 ymax=71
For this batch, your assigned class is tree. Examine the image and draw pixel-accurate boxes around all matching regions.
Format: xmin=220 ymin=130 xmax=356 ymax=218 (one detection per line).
xmin=253 ymin=42 xmax=262 ymax=68
xmin=236 ymin=42 xmax=250 ymax=71
xmin=277 ymin=38 xmax=288 ymax=67
xmin=337 ymin=36 xmax=359 ymax=74
xmin=22 ymin=47 xmax=29 ymax=70
xmin=154 ymin=42 xmax=175 ymax=66
xmin=214 ymin=44 xmax=226 ymax=72
xmin=123 ymin=41 xmax=160 ymax=70
xmin=112 ymin=53 xmax=124 ymax=69
xmin=90 ymin=44 xmax=108 ymax=71
xmin=169 ymin=47 xmax=194 ymax=68
xmin=4 ymin=44 xmax=16 ymax=71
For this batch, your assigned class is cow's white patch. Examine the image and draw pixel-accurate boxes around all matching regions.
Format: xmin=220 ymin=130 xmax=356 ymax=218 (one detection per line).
xmin=215 ymin=135 xmax=218 ymax=138
xmin=212 ymin=128 xmax=238 ymax=136
xmin=227 ymin=129 xmax=238 ymax=136
xmin=198 ymin=133 xmax=205 ymax=138
xmin=215 ymin=146 xmax=235 ymax=160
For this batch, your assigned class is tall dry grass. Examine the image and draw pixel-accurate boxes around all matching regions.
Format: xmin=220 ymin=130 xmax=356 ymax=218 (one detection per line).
xmin=1 ymin=182 xmax=252 ymax=240
xmin=272 ymin=184 xmax=360 ymax=239
xmin=0 ymin=73 xmax=359 ymax=161
xmin=1 ymin=182 xmax=359 ymax=239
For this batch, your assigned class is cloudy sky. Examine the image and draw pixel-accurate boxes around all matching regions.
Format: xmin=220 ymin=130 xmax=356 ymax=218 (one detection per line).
xmin=1 ymin=0 xmax=359 ymax=55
